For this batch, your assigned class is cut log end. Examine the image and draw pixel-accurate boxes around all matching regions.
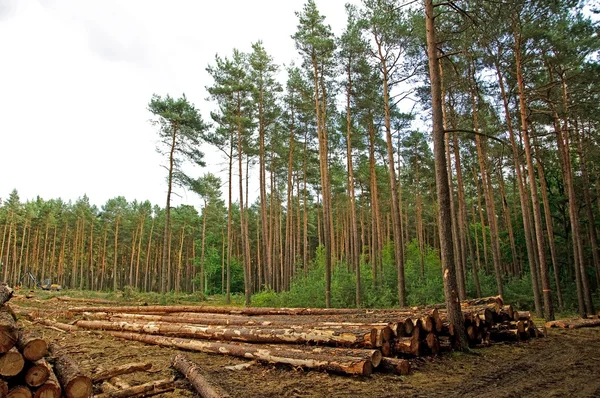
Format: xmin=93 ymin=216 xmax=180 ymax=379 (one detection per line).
xmin=26 ymin=362 xmax=51 ymax=388
xmin=7 ymin=386 xmax=32 ymax=398
xmin=0 ymin=346 xmax=25 ymax=377
xmin=65 ymin=376 xmax=93 ymax=398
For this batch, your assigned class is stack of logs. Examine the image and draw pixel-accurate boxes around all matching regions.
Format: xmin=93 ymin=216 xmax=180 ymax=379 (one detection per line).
xmin=36 ymin=295 xmax=544 ymax=378
xmin=0 ymin=284 xmax=92 ymax=398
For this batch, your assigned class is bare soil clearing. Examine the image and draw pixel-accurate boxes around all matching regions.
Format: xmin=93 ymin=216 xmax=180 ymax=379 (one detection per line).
xmin=13 ymin=296 xmax=600 ymax=398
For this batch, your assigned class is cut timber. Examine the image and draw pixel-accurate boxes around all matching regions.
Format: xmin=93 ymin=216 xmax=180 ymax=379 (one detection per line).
xmin=393 ymin=336 xmax=421 ymax=357
xmin=7 ymin=386 xmax=32 ymax=398
xmin=545 ymin=318 xmax=600 ymax=329
xmin=92 ymin=362 xmax=152 ymax=383
xmin=69 ymin=305 xmax=363 ymax=316
xmin=0 ymin=285 xmax=13 ymax=305
xmin=34 ymin=319 xmax=79 ymax=333
xmin=18 ymin=330 xmax=48 ymax=361
xmin=33 ymin=363 xmax=61 ymax=398
xmin=94 ymin=378 xmax=177 ymax=398
xmin=0 ymin=346 xmax=25 ymax=376
xmin=0 ymin=379 xmax=7 ymax=397
xmin=48 ymin=344 xmax=92 ymax=398
xmin=171 ymin=353 xmax=230 ymax=398
xmin=55 ymin=297 xmax=118 ymax=305
xmin=25 ymin=359 xmax=51 ymax=387
xmin=74 ymin=320 xmax=376 ymax=348
xmin=100 ymin=382 xmax=119 ymax=394
xmin=0 ymin=305 xmax=18 ymax=353
xmin=378 ymin=357 xmax=411 ymax=375
xmin=107 ymin=331 xmax=373 ymax=376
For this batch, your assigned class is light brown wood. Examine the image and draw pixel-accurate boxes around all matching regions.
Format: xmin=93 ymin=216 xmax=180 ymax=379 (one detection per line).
xmin=92 ymin=362 xmax=152 ymax=383
xmin=33 ymin=363 xmax=62 ymax=398
xmin=48 ymin=344 xmax=92 ymax=398
xmin=107 ymin=331 xmax=373 ymax=376
xmin=94 ymin=378 xmax=177 ymax=398
xmin=75 ymin=320 xmax=376 ymax=348
xmin=25 ymin=359 xmax=51 ymax=387
xmin=0 ymin=346 xmax=24 ymax=376
xmin=171 ymin=353 xmax=230 ymax=398
xmin=7 ymin=386 xmax=32 ymax=398
xmin=18 ymin=330 xmax=48 ymax=361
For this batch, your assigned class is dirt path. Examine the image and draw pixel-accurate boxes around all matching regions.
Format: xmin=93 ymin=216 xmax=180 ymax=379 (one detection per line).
xmin=13 ymin=297 xmax=600 ymax=397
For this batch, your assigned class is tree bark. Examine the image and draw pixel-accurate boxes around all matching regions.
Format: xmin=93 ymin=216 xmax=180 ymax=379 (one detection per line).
xmin=170 ymin=353 xmax=230 ymax=398
xmin=48 ymin=344 xmax=92 ymax=398
xmin=0 ymin=304 xmax=18 ymax=353
xmin=424 ymin=0 xmax=468 ymax=351
xmin=92 ymin=362 xmax=153 ymax=383
xmin=107 ymin=331 xmax=373 ymax=376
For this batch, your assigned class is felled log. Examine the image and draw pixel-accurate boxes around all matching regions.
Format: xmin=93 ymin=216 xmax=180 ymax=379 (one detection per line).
xmin=55 ymin=297 xmax=117 ymax=305
xmin=106 ymin=331 xmax=373 ymax=376
xmin=94 ymin=378 xmax=177 ymax=398
xmin=266 ymin=345 xmax=382 ymax=368
xmin=0 ymin=305 xmax=18 ymax=353
xmin=100 ymin=381 xmax=119 ymax=394
xmin=74 ymin=320 xmax=377 ymax=348
xmin=25 ymin=359 xmax=51 ymax=388
xmin=378 ymin=357 xmax=411 ymax=375
xmin=92 ymin=362 xmax=152 ymax=383
xmin=34 ymin=319 xmax=79 ymax=333
xmin=70 ymin=305 xmax=363 ymax=316
xmin=0 ymin=285 xmax=13 ymax=305
xmin=171 ymin=353 xmax=230 ymax=398
xmin=18 ymin=330 xmax=48 ymax=361
xmin=392 ymin=336 xmax=421 ymax=357
xmin=48 ymin=344 xmax=92 ymax=398
xmin=33 ymin=362 xmax=62 ymax=398
xmin=7 ymin=386 xmax=32 ymax=398
xmin=0 ymin=346 xmax=25 ymax=376
xmin=0 ymin=379 xmax=8 ymax=397
xmin=545 ymin=317 xmax=600 ymax=329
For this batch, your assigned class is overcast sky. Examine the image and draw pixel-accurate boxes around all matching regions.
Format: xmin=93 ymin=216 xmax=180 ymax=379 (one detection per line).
xmin=0 ymin=0 xmax=357 ymax=210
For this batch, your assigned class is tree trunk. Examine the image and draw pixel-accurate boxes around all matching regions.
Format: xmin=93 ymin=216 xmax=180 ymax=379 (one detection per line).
xmin=514 ymin=24 xmax=554 ymax=321
xmin=424 ymin=0 xmax=468 ymax=351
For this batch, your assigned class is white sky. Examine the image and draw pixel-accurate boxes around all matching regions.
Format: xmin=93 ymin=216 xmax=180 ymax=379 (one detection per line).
xmin=0 ymin=0 xmax=356 ymax=210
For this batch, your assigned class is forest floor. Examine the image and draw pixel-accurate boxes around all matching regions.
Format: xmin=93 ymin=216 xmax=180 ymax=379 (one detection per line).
xmin=11 ymin=292 xmax=600 ymax=398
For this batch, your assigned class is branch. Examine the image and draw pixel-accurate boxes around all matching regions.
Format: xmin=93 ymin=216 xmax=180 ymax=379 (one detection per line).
xmin=444 ymin=129 xmax=509 ymax=146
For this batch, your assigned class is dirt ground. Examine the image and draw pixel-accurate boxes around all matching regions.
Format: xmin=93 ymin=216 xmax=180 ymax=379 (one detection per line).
xmin=12 ymin=295 xmax=600 ymax=398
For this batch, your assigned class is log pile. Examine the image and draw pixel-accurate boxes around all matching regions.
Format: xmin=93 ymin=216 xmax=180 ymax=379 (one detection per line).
xmin=0 ymin=283 xmax=93 ymax=398
xmin=53 ymin=295 xmax=544 ymax=378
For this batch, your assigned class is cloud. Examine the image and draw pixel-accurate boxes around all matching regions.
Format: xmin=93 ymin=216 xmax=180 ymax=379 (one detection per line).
xmin=38 ymin=0 xmax=152 ymax=65
xmin=0 ymin=0 xmax=17 ymax=20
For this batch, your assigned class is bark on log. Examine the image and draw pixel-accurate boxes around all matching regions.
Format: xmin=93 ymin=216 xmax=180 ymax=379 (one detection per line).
xmin=100 ymin=382 xmax=119 ymax=394
xmin=0 ymin=285 xmax=13 ymax=306
xmin=74 ymin=320 xmax=376 ymax=348
xmin=106 ymin=331 xmax=373 ymax=376
xmin=0 ymin=346 xmax=25 ymax=376
xmin=48 ymin=344 xmax=92 ymax=398
xmin=94 ymin=378 xmax=177 ymax=398
xmin=25 ymin=359 xmax=51 ymax=388
xmin=378 ymin=357 xmax=411 ymax=375
xmin=7 ymin=386 xmax=31 ymax=398
xmin=0 ymin=305 xmax=18 ymax=353
xmin=34 ymin=319 xmax=79 ymax=333
xmin=545 ymin=317 xmax=600 ymax=329
xmin=70 ymin=305 xmax=364 ymax=316
xmin=33 ymin=362 xmax=61 ymax=398
xmin=18 ymin=331 xmax=48 ymax=361
xmin=0 ymin=379 xmax=8 ymax=397
xmin=170 ymin=353 xmax=230 ymax=398
xmin=92 ymin=362 xmax=152 ymax=383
